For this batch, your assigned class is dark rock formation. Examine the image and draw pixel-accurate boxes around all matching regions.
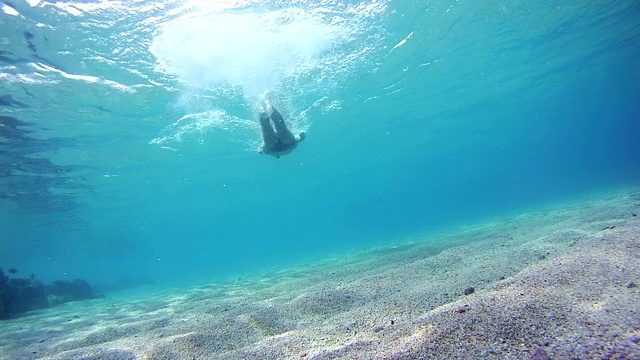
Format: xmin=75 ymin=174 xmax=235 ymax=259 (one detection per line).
xmin=0 ymin=268 xmax=10 ymax=319
xmin=1 ymin=268 xmax=102 ymax=319
xmin=46 ymin=279 xmax=101 ymax=305
xmin=7 ymin=275 xmax=48 ymax=315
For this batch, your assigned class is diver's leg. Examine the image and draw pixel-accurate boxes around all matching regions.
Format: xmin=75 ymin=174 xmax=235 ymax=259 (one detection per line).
xmin=259 ymin=112 xmax=279 ymax=150
xmin=270 ymin=107 xmax=296 ymax=145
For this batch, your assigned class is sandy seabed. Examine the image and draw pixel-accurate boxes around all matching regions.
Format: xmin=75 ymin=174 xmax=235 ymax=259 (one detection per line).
xmin=1 ymin=189 xmax=639 ymax=360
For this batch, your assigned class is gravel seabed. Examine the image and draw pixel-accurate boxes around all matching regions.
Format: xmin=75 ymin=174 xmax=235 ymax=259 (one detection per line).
xmin=1 ymin=188 xmax=639 ymax=360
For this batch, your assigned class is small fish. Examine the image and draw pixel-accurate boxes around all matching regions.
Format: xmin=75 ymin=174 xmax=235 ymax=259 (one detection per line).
xmin=7 ymin=268 xmax=17 ymax=274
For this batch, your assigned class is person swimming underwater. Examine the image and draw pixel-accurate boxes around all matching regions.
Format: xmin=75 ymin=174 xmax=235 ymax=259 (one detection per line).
xmin=257 ymin=99 xmax=305 ymax=158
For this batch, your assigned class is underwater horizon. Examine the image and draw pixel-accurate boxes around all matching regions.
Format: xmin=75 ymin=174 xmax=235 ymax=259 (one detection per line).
xmin=1 ymin=0 xmax=639 ymax=290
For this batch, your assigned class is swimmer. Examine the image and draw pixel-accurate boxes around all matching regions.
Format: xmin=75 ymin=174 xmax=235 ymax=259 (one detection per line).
xmin=257 ymin=99 xmax=305 ymax=158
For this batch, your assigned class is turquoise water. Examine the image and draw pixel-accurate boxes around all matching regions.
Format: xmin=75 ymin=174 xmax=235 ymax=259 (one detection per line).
xmin=1 ymin=0 xmax=639 ymax=288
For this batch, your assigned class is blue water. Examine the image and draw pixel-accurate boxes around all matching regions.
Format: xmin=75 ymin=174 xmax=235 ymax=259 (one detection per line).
xmin=1 ymin=0 xmax=639 ymax=289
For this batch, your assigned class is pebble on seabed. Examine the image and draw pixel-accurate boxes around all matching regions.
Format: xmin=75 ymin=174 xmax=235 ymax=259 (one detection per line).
xmin=464 ymin=287 xmax=475 ymax=295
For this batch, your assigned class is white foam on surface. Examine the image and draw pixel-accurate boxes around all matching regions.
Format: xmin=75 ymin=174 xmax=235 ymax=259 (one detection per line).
xmin=150 ymin=8 xmax=347 ymax=98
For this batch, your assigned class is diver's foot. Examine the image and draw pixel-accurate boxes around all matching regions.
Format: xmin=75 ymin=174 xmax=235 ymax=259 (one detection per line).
xmin=262 ymin=99 xmax=273 ymax=114
xmin=259 ymin=111 xmax=271 ymax=124
xmin=258 ymin=96 xmax=272 ymax=115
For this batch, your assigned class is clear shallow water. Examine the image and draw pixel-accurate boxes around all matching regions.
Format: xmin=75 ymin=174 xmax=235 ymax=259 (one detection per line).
xmin=1 ymin=0 xmax=639 ymax=288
